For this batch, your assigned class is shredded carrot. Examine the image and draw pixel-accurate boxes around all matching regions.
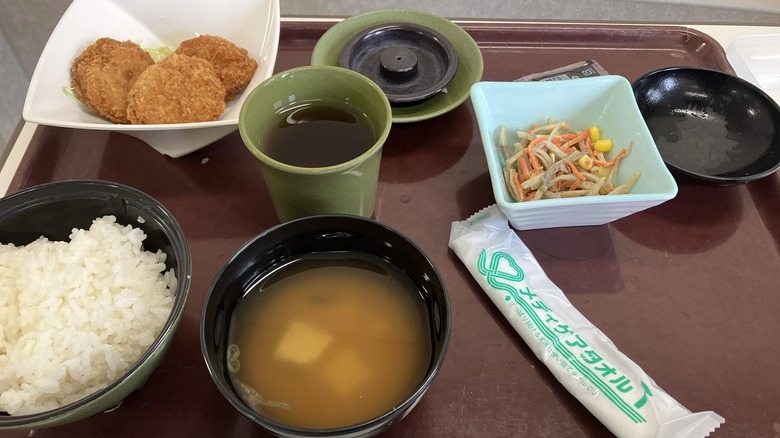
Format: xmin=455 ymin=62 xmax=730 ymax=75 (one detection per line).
xmin=528 ymin=136 xmax=546 ymax=147
xmin=511 ymin=171 xmax=528 ymax=202
xmin=561 ymin=128 xmax=590 ymax=150
xmin=512 ymin=171 xmax=522 ymax=193
xmin=594 ymin=148 xmax=627 ymax=167
xmin=569 ymin=179 xmax=581 ymax=191
xmin=519 ymin=158 xmax=531 ymax=180
xmin=613 ymin=148 xmax=628 ymax=164
xmin=561 ymin=146 xmax=577 ymax=154
xmin=566 ymin=160 xmax=586 ymax=181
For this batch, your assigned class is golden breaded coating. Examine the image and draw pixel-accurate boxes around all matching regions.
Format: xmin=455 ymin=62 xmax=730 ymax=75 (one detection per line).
xmin=126 ymin=54 xmax=226 ymax=124
xmin=174 ymin=35 xmax=258 ymax=100
xmin=70 ymin=38 xmax=154 ymax=123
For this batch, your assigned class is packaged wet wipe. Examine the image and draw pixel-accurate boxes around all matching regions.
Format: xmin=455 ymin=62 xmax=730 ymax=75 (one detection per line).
xmin=448 ymin=205 xmax=724 ymax=438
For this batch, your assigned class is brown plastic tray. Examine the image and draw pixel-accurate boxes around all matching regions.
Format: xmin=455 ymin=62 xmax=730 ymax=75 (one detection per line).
xmin=4 ymin=20 xmax=777 ymax=438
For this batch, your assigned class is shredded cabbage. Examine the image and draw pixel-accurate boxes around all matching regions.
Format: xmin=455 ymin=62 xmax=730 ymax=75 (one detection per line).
xmin=61 ymin=86 xmax=81 ymax=103
xmin=144 ymin=46 xmax=173 ymax=63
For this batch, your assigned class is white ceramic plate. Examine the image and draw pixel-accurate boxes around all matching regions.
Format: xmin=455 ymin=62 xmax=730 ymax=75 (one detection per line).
xmin=727 ymin=33 xmax=780 ymax=107
xmin=22 ymin=0 xmax=280 ymax=157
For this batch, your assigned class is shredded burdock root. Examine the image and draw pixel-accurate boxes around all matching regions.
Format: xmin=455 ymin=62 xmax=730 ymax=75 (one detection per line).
xmin=499 ymin=118 xmax=640 ymax=202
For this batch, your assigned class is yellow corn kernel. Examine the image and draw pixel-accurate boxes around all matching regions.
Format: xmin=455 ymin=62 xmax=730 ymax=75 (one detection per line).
xmin=578 ymin=155 xmax=593 ymax=170
xmin=594 ymin=139 xmax=613 ymax=152
xmin=596 ymin=166 xmax=611 ymax=178
xmin=589 ymin=127 xmax=600 ymax=142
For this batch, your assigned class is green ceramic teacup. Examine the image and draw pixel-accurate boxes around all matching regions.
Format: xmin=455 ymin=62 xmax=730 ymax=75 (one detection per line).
xmin=239 ymin=65 xmax=392 ymax=222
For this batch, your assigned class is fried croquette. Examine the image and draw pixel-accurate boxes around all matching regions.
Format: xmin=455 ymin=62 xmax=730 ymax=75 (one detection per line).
xmin=173 ymin=35 xmax=258 ymax=100
xmin=70 ymin=38 xmax=154 ymax=123
xmin=126 ymin=54 xmax=226 ymax=124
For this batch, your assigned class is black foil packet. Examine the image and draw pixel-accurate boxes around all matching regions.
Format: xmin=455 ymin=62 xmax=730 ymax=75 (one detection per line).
xmin=514 ymin=60 xmax=609 ymax=82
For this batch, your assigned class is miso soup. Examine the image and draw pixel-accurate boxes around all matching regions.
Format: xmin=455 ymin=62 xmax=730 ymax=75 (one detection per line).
xmin=227 ymin=252 xmax=432 ymax=429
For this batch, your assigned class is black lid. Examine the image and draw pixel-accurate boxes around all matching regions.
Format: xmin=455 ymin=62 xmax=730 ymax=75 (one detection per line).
xmin=339 ymin=23 xmax=459 ymax=105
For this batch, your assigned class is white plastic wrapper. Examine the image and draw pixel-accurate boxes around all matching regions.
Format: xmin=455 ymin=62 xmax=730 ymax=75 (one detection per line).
xmin=449 ymin=205 xmax=724 ymax=438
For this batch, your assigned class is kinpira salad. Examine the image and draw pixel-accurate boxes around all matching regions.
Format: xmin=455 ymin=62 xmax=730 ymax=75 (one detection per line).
xmin=499 ymin=119 xmax=640 ymax=202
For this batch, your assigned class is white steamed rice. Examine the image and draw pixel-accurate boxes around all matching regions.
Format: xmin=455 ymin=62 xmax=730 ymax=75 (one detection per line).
xmin=0 ymin=215 xmax=176 ymax=415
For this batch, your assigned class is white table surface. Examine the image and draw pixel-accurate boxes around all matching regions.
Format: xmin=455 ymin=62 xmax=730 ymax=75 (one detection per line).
xmin=2 ymin=22 xmax=779 ymax=197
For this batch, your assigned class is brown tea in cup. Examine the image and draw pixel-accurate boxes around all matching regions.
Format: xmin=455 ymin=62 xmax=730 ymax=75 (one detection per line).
xmin=260 ymin=99 xmax=376 ymax=168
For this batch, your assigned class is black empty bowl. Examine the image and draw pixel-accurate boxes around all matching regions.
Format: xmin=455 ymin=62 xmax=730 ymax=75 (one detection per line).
xmin=200 ymin=215 xmax=450 ymax=438
xmin=633 ymin=66 xmax=780 ymax=184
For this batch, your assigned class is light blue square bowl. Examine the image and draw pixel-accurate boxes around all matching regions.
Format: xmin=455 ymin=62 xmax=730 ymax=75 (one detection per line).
xmin=470 ymin=76 xmax=678 ymax=230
